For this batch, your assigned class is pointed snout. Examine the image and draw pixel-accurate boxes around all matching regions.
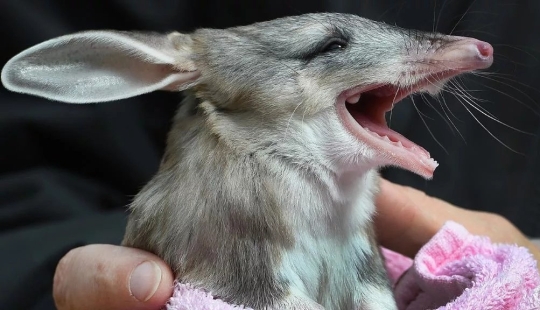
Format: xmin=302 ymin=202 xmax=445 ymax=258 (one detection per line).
xmin=454 ymin=37 xmax=493 ymax=67
xmin=432 ymin=37 xmax=494 ymax=70
xmin=424 ymin=36 xmax=493 ymax=71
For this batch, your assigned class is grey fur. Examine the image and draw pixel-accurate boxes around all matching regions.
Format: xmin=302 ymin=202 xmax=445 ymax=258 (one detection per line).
xmin=1 ymin=12 xmax=493 ymax=310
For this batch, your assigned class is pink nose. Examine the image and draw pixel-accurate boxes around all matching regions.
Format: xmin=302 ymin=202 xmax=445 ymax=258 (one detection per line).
xmin=434 ymin=37 xmax=494 ymax=70
xmin=476 ymin=41 xmax=493 ymax=59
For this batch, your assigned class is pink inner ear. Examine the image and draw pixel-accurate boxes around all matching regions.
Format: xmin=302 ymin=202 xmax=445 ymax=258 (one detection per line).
xmin=1 ymin=30 xmax=199 ymax=104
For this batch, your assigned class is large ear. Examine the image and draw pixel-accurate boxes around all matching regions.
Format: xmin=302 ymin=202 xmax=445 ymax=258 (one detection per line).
xmin=1 ymin=31 xmax=200 ymax=103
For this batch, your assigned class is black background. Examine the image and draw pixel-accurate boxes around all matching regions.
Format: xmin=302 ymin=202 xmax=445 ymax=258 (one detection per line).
xmin=1 ymin=1 xmax=540 ymax=309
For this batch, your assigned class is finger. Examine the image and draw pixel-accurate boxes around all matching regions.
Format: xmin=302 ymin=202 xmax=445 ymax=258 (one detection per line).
xmin=374 ymin=179 xmax=540 ymax=260
xmin=53 ymin=244 xmax=175 ymax=310
xmin=374 ymin=178 xmax=463 ymax=257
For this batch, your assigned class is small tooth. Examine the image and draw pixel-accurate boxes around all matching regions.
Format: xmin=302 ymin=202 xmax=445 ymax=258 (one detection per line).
xmin=383 ymin=135 xmax=391 ymax=142
xmin=347 ymin=93 xmax=361 ymax=104
xmin=397 ymin=141 xmax=403 ymax=147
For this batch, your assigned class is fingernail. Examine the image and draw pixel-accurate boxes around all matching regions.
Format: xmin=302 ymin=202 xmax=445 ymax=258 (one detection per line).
xmin=129 ymin=261 xmax=162 ymax=302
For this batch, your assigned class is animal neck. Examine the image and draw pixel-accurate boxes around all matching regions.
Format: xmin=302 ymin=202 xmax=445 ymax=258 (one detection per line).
xmin=170 ymin=95 xmax=380 ymax=237
xmin=192 ymin=103 xmax=378 ymax=235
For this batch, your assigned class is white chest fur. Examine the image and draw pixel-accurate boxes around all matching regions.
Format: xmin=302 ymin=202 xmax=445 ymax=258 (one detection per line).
xmin=279 ymin=230 xmax=373 ymax=308
xmin=274 ymin=170 xmax=396 ymax=309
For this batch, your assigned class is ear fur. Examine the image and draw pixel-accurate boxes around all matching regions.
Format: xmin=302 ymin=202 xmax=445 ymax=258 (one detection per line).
xmin=1 ymin=30 xmax=200 ymax=103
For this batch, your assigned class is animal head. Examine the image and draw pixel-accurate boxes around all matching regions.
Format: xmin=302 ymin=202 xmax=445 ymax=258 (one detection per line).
xmin=1 ymin=13 xmax=493 ymax=179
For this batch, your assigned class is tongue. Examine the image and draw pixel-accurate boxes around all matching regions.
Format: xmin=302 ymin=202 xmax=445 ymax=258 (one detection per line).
xmin=354 ymin=113 xmax=431 ymax=159
xmin=345 ymin=106 xmax=439 ymax=178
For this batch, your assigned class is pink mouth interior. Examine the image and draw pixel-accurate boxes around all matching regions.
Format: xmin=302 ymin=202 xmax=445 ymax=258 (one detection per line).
xmin=336 ymin=63 xmax=480 ymax=178
xmin=337 ymin=82 xmax=439 ymax=178
xmin=335 ymin=38 xmax=494 ymax=178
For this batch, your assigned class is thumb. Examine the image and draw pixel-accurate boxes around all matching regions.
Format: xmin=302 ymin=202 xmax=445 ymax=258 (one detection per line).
xmin=53 ymin=244 xmax=175 ymax=310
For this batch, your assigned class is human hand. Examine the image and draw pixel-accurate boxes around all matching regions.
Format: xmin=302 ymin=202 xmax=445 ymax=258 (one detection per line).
xmin=374 ymin=178 xmax=540 ymax=268
xmin=53 ymin=244 xmax=175 ymax=310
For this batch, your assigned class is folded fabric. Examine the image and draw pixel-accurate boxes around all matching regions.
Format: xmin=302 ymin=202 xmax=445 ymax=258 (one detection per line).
xmin=387 ymin=221 xmax=540 ymax=310
xmin=165 ymin=221 xmax=540 ymax=310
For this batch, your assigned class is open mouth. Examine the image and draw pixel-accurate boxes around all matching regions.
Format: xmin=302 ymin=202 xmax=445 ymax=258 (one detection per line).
xmin=334 ymin=37 xmax=493 ymax=178
xmin=336 ymin=71 xmax=462 ymax=178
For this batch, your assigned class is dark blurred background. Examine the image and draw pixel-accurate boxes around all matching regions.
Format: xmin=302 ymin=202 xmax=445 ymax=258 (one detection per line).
xmin=1 ymin=0 xmax=539 ymax=309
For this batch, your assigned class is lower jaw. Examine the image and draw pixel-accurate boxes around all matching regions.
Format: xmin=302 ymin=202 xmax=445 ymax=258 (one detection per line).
xmin=335 ymin=95 xmax=438 ymax=179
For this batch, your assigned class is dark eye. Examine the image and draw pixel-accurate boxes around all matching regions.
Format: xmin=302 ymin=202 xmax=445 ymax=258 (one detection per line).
xmin=321 ymin=38 xmax=348 ymax=53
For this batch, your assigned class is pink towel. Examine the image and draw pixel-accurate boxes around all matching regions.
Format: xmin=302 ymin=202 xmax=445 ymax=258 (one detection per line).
xmin=165 ymin=221 xmax=540 ymax=310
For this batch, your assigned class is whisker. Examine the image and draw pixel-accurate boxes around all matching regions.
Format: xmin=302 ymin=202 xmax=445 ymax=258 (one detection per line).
xmin=412 ymin=99 xmax=436 ymax=121
xmin=410 ymin=95 xmax=449 ymax=154
xmin=378 ymin=0 xmax=407 ymax=21
xmin=435 ymin=0 xmax=453 ymax=32
xmin=453 ymin=77 xmax=491 ymax=102
xmin=440 ymin=89 xmax=463 ymax=123
xmin=493 ymin=44 xmax=540 ymax=63
xmin=452 ymin=92 xmax=524 ymax=154
xmin=449 ymin=0 xmax=478 ymax=35
xmin=473 ymin=71 xmax=540 ymax=98
xmin=447 ymin=77 xmax=488 ymax=102
xmin=422 ymin=77 xmax=466 ymax=141
xmin=433 ymin=0 xmax=437 ymax=33
xmin=491 ymin=52 xmax=534 ymax=67
xmin=466 ymin=77 xmax=540 ymax=117
xmin=388 ymin=84 xmax=402 ymax=127
xmin=452 ymin=29 xmax=499 ymax=38
xmin=449 ymin=80 xmax=533 ymax=135
xmin=439 ymin=94 xmax=467 ymax=142
xmin=420 ymin=92 xmax=459 ymax=137
xmin=468 ymin=72 xmax=540 ymax=107
xmin=450 ymin=80 xmax=502 ymax=120
xmin=284 ymin=100 xmax=305 ymax=138
xmin=301 ymin=101 xmax=308 ymax=127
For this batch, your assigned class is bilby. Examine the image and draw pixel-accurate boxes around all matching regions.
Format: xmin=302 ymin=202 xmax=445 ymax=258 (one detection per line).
xmin=1 ymin=13 xmax=493 ymax=309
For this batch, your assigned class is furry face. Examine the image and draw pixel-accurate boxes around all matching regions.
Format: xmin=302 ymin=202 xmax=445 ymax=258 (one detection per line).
xmin=189 ymin=13 xmax=492 ymax=178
